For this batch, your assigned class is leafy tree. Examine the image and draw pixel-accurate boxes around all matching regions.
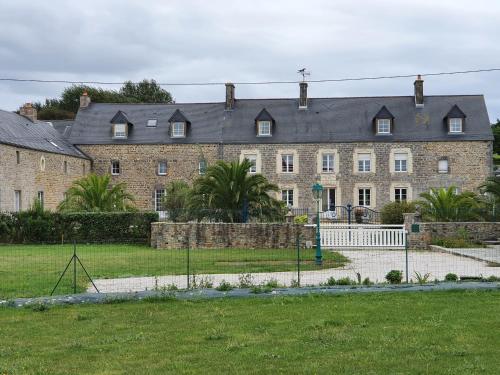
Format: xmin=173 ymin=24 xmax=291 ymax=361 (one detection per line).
xmin=418 ymin=187 xmax=481 ymax=222
xmin=162 ymin=181 xmax=192 ymax=222
xmin=190 ymin=160 xmax=285 ymax=223
xmin=492 ymin=119 xmax=500 ymax=156
xmin=33 ymin=80 xmax=173 ymax=119
xmin=58 ymin=174 xmax=135 ymax=212
xmin=380 ymin=201 xmax=416 ymax=224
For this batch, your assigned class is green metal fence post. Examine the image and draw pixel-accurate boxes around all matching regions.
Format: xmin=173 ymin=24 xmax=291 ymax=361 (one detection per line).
xmin=296 ymin=233 xmax=301 ymax=287
xmin=73 ymin=241 xmax=77 ymax=294
xmin=405 ymin=231 xmax=409 ymax=284
xmin=186 ymin=239 xmax=190 ymax=289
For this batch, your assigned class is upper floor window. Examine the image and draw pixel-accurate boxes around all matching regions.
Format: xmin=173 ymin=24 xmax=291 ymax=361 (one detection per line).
xmin=322 ymin=153 xmax=335 ymax=173
xmin=358 ymin=153 xmax=371 ymax=172
xmin=394 ymin=153 xmax=408 ymax=172
xmin=282 ymin=154 xmax=294 ymax=173
xmin=171 ymin=122 xmax=186 ymax=138
xmin=377 ymin=119 xmax=391 ymax=134
xmin=257 ymin=121 xmax=271 ymax=136
xmin=158 ymin=161 xmax=167 ymax=175
xmin=147 ymin=119 xmax=157 ymax=127
xmin=438 ymin=159 xmax=449 ymax=174
xmin=449 ymin=118 xmax=463 ymax=133
xmin=113 ymin=124 xmax=127 ymax=138
xmin=111 ymin=160 xmax=120 ymax=175
xmin=245 ymin=154 xmax=257 ymax=173
xmin=63 ymin=161 xmax=68 ymax=174
xmin=16 ymin=151 xmax=20 ymax=164
xmin=82 ymin=163 xmax=86 ymax=175
xmin=40 ymin=156 xmax=46 ymax=171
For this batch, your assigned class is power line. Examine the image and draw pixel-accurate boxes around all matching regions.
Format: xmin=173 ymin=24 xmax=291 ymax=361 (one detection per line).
xmin=0 ymin=68 xmax=499 ymax=87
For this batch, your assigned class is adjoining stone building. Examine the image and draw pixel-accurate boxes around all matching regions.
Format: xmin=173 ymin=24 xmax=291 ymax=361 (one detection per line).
xmin=67 ymin=77 xmax=493 ymax=214
xmin=0 ymin=105 xmax=90 ymax=212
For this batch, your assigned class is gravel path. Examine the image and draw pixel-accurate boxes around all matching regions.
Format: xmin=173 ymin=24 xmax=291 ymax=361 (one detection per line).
xmin=88 ymin=249 xmax=500 ymax=293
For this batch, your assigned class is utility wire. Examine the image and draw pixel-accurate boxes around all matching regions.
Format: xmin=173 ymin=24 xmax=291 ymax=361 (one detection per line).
xmin=0 ymin=68 xmax=499 ymax=87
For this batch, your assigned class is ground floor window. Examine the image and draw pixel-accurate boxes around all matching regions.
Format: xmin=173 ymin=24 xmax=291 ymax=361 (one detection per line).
xmin=37 ymin=191 xmax=44 ymax=209
xmin=322 ymin=188 xmax=336 ymax=211
xmin=358 ymin=188 xmax=371 ymax=207
xmin=14 ymin=190 xmax=21 ymax=212
xmin=281 ymin=189 xmax=294 ymax=207
xmin=155 ymin=189 xmax=166 ymax=212
xmin=394 ymin=188 xmax=407 ymax=202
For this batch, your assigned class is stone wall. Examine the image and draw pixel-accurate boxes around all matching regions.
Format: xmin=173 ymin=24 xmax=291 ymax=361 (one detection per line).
xmin=404 ymin=214 xmax=500 ymax=249
xmin=0 ymin=144 xmax=90 ymax=211
xmin=151 ymin=222 xmax=315 ymax=249
xmin=79 ymin=140 xmax=492 ymax=212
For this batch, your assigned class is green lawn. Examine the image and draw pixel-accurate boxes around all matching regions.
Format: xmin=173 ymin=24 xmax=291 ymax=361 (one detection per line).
xmin=0 ymin=244 xmax=347 ymax=298
xmin=1 ymin=290 xmax=499 ymax=374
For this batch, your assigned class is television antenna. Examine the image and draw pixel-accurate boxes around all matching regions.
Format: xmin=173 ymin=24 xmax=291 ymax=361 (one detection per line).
xmin=297 ymin=68 xmax=311 ymax=82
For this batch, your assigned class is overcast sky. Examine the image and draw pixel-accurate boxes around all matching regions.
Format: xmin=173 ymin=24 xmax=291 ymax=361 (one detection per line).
xmin=1 ymin=0 xmax=500 ymax=121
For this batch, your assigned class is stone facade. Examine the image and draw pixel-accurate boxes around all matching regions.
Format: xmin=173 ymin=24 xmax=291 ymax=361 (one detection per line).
xmin=79 ymin=140 xmax=491 ymax=212
xmin=0 ymin=144 xmax=90 ymax=211
xmin=151 ymin=222 xmax=315 ymax=249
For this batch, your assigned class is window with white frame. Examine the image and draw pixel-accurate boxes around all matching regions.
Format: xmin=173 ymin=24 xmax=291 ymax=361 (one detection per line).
xmin=322 ymin=153 xmax=335 ymax=173
xmin=358 ymin=153 xmax=371 ymax=172
xmin=394 ymin=188 xmax=407 ymax=202
xmin=449 ymin=118 xmax=463 ymax=133
xmin=358 ymin=188 xmax=371 ymax=207
xmin=111 ymin=160 xmax=120 ymax=175
xmin=281 ymin=189 xmax=294 ymax=207
xmin=438 ymin=159 xmax=449 ymax=173
xmin=199 ymin=160 xmax=207 ymax=175
xmin=257 ymin=121 xmax=271 ymax=136
xmin=171 ymin=122 xmax=185 ymax=137
xmin=394 ymin=153 xmax=408 ymax=172
xmin=37 ymin=191 xmax=44 ymax=209
xmin=113 ymin=124 xmax=127 ymax=138
xmin=281 ymin=154 xmax=294 ymax=173
xmin=154 ymin=189 xmax=166 ymax=212
xmin=14 ymin=190 xmax=21 ymax=212
xmin=158 ymin=161 xmax=167 ymax=175
xmin=245 ymin=154 xmax=257 ymax=173
xmin=377 ymin=119 xmax=391 ymax=134
xmin=147 ymin=119 xmax=157 ymax=127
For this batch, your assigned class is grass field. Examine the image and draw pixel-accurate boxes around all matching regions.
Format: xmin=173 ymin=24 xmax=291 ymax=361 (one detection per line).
xmin=0 ymin=244 xmax=348 ymax=298
xmin=1 ymin=290 xmax=499 ymax=374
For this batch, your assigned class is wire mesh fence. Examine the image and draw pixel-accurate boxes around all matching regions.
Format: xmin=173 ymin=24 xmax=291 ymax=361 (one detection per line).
xmin=0 ymin=232 xmax=499 ymax=300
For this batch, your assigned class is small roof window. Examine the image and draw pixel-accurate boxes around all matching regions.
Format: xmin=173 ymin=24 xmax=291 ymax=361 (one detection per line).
xmin=147 ymin=119 xmax=157 ymax=127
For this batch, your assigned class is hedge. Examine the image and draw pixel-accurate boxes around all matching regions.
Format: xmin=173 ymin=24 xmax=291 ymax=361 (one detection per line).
xmin=0 ymin=212 xmax=159 ymax=244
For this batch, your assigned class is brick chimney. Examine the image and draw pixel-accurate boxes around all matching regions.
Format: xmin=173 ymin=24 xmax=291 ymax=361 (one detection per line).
xmin=299 ymin=82 xmax=308 ymax=109
xmin=80 ymin=91 xmax=91 ymax=109
xmin=225 ymin=83 xmax=235 ymax=111
xmin=414 ymin=75 xmax=424 ymax=107
xmin=19 ymin=103 xmax=37 ymax=122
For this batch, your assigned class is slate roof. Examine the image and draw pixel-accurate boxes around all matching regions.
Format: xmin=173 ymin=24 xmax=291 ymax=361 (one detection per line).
xmin=373 ymin=105 xmax=394 ymax=119
xmin=47 ymin=119 xmax=74 ymax=137
xmin=0 ymin=110 xmax=88 ymax=158
xmin=68 ymin=95 xmax=493 ymax=145
xmin=445 ymin=104 xmax=466 ymax=119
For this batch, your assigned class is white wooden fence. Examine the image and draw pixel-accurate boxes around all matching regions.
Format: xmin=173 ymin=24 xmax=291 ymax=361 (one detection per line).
xmin=310 ymin=224 xmax=406 ymax=248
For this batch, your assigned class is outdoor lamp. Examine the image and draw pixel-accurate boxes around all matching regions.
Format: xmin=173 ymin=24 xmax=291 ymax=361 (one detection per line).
xmin=311 ymin=182 xmax=323 ymax=265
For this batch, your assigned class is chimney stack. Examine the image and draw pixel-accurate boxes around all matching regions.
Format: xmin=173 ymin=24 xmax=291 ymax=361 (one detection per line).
xmin=225 ymin=83 xmax=235 ymax=111
xmin=414 ymin=75 xmax=424 ymax=107
xmin=80 ymin=91 xmax=91 ymax=109
xmin=19 ymin=103 xmax=37 ymax=122
xmin=299 ymin=82 xmax=308 ymax=109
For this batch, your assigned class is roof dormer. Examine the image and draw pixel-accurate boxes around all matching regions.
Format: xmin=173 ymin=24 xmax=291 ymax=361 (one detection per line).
xmin=168 ymin=109 xmax=190 ymax=138
xmin=444 ymin=105 xmax=466 ymax=134
xmin=373 ymin=106 xmax=394 ymax=135
xmin=255 ymin=108 xmax=275 ymax=137
xmin=110 ymin=110 xmax=132 ymax=139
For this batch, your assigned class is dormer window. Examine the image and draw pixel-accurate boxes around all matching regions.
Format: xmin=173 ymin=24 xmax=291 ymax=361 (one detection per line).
xmin=258 ymin=121 xmax=271 ymax=136
xmin=171 ymin=122 xmax=186 ymax=138
xmin=113 ymin=124 xmax=127 ymax=138
xmin=377 ymin=119 xmax=391 ymax=134
xmin=373 ymin=106 xmax=394 ymax=135
xmin=449 ymin=118 xmax=463 ymax=133
xmin=444 ymin=105 xmax=466 ymax=134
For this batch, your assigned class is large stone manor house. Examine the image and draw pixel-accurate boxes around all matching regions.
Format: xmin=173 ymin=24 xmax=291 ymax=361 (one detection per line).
xmin=0 ymin=76 xmax=494 ymax=213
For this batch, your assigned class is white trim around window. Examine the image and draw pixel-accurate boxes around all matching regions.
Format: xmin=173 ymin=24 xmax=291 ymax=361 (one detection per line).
xmin=316 ymin=149 xmax=340 ymax=175
xmin=276 ymin=149 xmax=299 ymax=174
xmin=171 ymin=122 xmax=186 ymax=138
xmin=257 ymin=121 xmax=272 ymax=136
xmin=449 ymin=118 xmax=463 ymax=133
xmin=113 ymin=123 xmax=127 ymax=139
xmin=239 ymin=149 xmax=262 ymax=174
xmin=376 ymin=118 xmax=391 ymax=134
xmin=390 ymin=182 xmax=413 ymax=202
xmin=353 ymin=149 xmax=376 ymax=174
xmin=389 ymin=148 xmax=413 ymax=174
xmin=353 ymin=183 xmax=376 ymax=208
xmin=278 ymin=184 xmax=298 ymax=207
xmin=158 ymin=161 xmax=167 ymax=176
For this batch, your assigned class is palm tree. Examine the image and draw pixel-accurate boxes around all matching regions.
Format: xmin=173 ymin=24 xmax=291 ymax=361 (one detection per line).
xmin=418 ymin=186 xmax=480 ymax=222
xmin=58 ymin=174 xmax=135 ymax=212
xmin=479 ymin=176 xmax=500 ymax=220
xmin=480 ymin=176 xmax=500 ymax=201
xmin=190 ymin=160 xmax=285 ymax=222
xmin=162 ymin=181 xmax=192 ymax=222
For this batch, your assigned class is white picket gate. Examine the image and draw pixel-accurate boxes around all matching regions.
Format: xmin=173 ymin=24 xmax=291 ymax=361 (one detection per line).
xmin=311 ymin=224 xmax=406 ymax=248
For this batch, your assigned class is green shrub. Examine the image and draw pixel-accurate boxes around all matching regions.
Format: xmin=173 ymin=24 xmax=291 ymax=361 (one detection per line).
xmin=385 ymin=270 xmax=403 ymax=284
xmin=431 ymin=237 xmax=485 ymax=248
xmin=294 ymin=215 xmax=308 ymax=224
xmin=486 ymin=275 xmax=500 ymax=282
xmin=380 ymin=201 xmax=416 ymax=224
xmin=362 ymin=277 xmax=373 ymax=286
xmin=215 ymin=280 xmax=233 ymax=292
xmin=444 ymin=273 xmax=458 ymax=282
xmin=0 ymin=211 xmax=158 ymax=244
xmin=336 ymin=277 xmax=354 ymax=285
xmin=324 ymin=277 xmax=336 ymax=286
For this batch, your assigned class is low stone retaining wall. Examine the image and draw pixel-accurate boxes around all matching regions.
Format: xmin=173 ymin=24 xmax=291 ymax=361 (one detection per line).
xmin=151 ymin=222 xmax=315 ymax=249
xmin=404 ymin=214 xmax=500 ymax=249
